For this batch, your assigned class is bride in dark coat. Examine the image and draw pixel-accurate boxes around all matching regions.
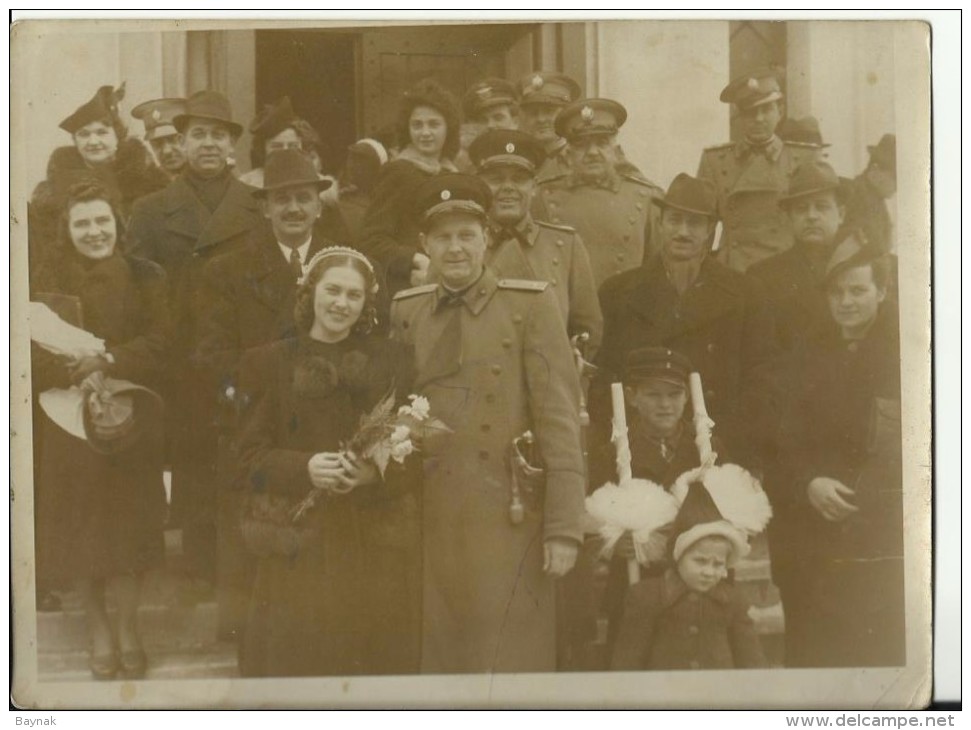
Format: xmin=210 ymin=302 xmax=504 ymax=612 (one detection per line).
xmin=31 ymin=181 xmax=172 ymax=680
xmin=236 ymin=247 xmax=420 ymax=678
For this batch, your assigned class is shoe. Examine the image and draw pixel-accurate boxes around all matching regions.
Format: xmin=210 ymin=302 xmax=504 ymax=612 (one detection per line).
xmin=119 ymin=648 xmax=147 ymax=680
xmin=89 ymin=650 xmax=118 ymax=680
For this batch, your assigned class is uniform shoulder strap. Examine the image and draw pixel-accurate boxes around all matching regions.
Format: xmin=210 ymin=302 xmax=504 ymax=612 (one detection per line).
xmin=536 ymin=220 xmax=577 ymax=234
xmin=392 ymin=283 xmax=437 ymax=301
xmin=497 ymin=278 xmax=549 ymax=292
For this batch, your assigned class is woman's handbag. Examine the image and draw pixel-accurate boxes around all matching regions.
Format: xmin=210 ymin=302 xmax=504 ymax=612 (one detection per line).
xmin=238 ymin=490 xmax=317 ymax=559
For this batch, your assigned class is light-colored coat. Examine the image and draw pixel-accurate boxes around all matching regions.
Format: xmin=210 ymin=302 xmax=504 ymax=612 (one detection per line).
xmin=390 ymin=269 xmax=585 ymax=673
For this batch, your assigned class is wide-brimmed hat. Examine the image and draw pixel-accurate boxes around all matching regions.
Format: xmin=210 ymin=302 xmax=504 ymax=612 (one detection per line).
xmin=624 ymin=347 xmax=693 ymax=387
xmin=719 ymin=67 xmax=784 ymax=110
xmin=867 ymin=133 xmax=896 ymax=172
xmin=173 ymin=90 xmax=243 ymax=137
xmin=518 ymin=71 xmax=581 ymax=108
xmin=60 ymin=84 xmax=126 ymax=134
xmin=253 ymin=149 xmax=333 ymax=197
xmin=131 ymin=97 xmax=185 ymax=141
xmin=250 ymin=95 xmax=298 ymax=139
xmin=778 ymin=161 xmax=843 ymax=208
xmin=81 ymin=377 xmax=165 ymax=456
xmin=555 ymin=98 xmax=627 ymax=140
xmin=652 ymin=173 xmax=718 ymax=218
xmin=468 ymin=129 xmax=546 ymax=173
xmin=777 ymin=116 xmax=829 ymax=148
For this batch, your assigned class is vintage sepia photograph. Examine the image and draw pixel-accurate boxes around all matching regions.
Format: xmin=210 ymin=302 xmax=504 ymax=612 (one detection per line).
xmin=9 ymin=15 xmax=934 ymax=709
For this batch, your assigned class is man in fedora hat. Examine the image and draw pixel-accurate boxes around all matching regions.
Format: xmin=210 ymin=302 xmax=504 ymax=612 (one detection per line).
xmin=536 ymin=98 xmax=664 ymax=288
xmin=193 ymin=148 xmax=338 ymax=642
xmin=593 ymin=173 xmax=775 ymax=470
xmin=748 ymin=160 xmax=849 ymax=357
xmin=469 ymin=128 xmax=602 ymax=356
xmin=131 ymin=97 xmax=187 ymax=179
xmin=389 ymin=173 xmax=585 ymax=674
xmin=128 ymin=89 xmax=263 ymax=593
xmin=843 ymin=133 xmax=896 ymax=254
xmin=697 ymin=67 xmax=821 ymax=273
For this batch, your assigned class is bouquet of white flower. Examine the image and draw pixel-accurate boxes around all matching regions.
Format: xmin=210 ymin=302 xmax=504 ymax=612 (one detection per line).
xmin=290 ymin=391 xmax=449 ymax=522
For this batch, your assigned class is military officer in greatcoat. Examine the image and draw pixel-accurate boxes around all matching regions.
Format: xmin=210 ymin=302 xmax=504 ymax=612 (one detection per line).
xmin=131 ymin=97 xmax=188 ymax=180
xmin=127 ymin=90 xmax=263 ymax=591
xmin=469 ymin=128 xmax=603 ymax=356
xmin=536 ymin=98 xmax=664 ymax=288
xmin=462 ymin=77 xmax=520 ymax=132
xmin=697 ymin=67 xmax=820 ymax=272
xmin=593 ymin=173 xmax=776 ymax=471
xmin=517 ymin=71 xmax=582 ymax=181
xmin=389 ymin=174 xmax=585 ymax=674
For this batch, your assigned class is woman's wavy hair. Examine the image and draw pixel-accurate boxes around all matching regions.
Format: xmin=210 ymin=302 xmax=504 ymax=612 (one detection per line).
xmin=293 ymin=253 xmax=380 ymax=336
xmin=395 ymin=78 xmax=461 ymax=161
xmin=58 ymin=179 xmax=125 ymax=252
xmin=249 ymin=116 xmax=323 ymax=169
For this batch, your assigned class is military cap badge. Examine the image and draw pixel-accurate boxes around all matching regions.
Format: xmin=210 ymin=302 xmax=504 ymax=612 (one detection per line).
xmin=440 ymin=189 xmax=451 ymax=201
xmin=476 ymin=86 xmax=492 ymax=99
xmin=531 ymin=75 xmax=544 ymax=89
xmin=747 ymin=78 xmax=759 ymax=91
xmin=151 ymin=109 xmax=162 ymax=122
xmin=505 ymin=142 xmax=516 ymax=154
xmin=581 ymin=105 xmax=594 ymax=121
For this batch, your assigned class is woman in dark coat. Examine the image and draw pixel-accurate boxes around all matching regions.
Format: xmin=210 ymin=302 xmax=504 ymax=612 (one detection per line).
xmin=358 ymin=79 xmax=461 ymax=297
xmin=773 ymin=234 xmax=903 ymax=668
xmin=236 ymin=247 xmax=420 ymax=678
xmin=29 ymin=85 xmax=169 ymax=293
xmin=31 ymin=182 xmax=171 ymax=680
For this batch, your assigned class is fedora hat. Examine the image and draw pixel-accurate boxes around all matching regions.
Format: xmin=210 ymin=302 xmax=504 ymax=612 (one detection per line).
xmin=82 ymin=377 xmax=164 ymax=456
xmin=652 ymin=173 xmax=718 ymax=218
xmin=250 ymin=95 xmax=298 ymax=138
xmin=778 ymin=161 xmax=843 ymax=207
xmin=777 ymin=116 xmax=829 ymax=149
xmin=173 ymin=90 xmax=243 ymax=137
xmin=867 ymin=133 xmax=896 ymax=172
xmin=253 ymin=148 xmax=333 ymax=197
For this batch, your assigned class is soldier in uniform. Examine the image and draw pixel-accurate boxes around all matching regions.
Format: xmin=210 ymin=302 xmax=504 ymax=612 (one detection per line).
xmin=131 ymin=97 xmax=187 ymax=179
xmin=697 ymin=67 xmax=820 ymax=272
xmin=517 ymin=71 xmax=582 ymax=181
xmin=469 ymin=128 xmax=602 ymax=356
xmin=389 ymin=174 xmax=585 ymax=674
xmin=462 ymin=77 xmax=520 ymax=131
xmin=593 ymin=173 xmax=775 ymax=471
xmin=536 ymin=98 xmax=663 ymax=288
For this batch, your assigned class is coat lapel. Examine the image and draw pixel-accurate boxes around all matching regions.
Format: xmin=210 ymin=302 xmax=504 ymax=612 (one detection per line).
xmin=161 ymin=178 xmax=206 ymax=242
xmin=194 ymin=178 xmax=260 ymax=253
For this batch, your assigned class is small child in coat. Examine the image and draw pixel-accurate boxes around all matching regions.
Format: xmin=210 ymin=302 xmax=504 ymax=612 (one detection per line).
xmin=610 ymin=476 xmax=770 ymax=671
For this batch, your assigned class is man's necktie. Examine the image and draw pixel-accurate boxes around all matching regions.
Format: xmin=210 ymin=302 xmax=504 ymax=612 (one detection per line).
xmin=289 ymin=248 xmax=303 ymax=281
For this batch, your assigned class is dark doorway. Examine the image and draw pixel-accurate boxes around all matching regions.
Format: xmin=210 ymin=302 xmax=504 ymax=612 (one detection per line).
xmin=255 ymin=30 xmax=359 ymax=177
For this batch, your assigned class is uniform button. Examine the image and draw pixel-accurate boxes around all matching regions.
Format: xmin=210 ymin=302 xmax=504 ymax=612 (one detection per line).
xmin=512 ymin=314 xmax=523 ymax=324
xmin=485 ymin=394 xmax=496 ymax=403
xmin=502 ymin=338 xmax=513 ymax=348
xmin=847 ymin=341 xmax=859 ymax=353
xmin=617 ymin=253 xmax=626 ymax=262
xmin=481 ymin=423 xmax=491 ymax=433
xmin=478 ymin=287 xmax=487 ymax=297
xmin=635 ymin=203 xmax=644 ymax=211
xmin=402 ymin=320 xmax=409 ymax=329
xmin=551 ymin=278 xmax=558 ymax=286
xmin=707 ymin=343 xmax=716 ymax=353
xmin=548 ymin=202 xmax=557 ymax=209
xmin=479 ymin=450 xmax=490 ymax=460
xmin=628 ymin=216 xmax=636 ymax=224
xmin=556 ymin=239 xmax=564 ymax=247
xmin=689 ymin=660 xmax=701 ymax=669
xmin=623 ymin=234 xmax=631 ymax=242
xmin=491 ymin=364 xmax=502 ymax=375
xmin=552 ymin=258 xmax=559 ymax=265
xmin=688 ymin=625 xmax=700 ymax=635
xmin=705 ymin=389 xmax=715 ymax=400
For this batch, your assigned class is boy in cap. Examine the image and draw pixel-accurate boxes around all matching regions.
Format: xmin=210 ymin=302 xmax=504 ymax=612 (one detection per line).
xmin=131 ymin=97 xmax=187 ymax=179
xmin=469 ymin=127 xmax=602 ymax=355
xmin=610 ymin=475 xmax=769 ymax=670
xmin=390 ymin=173 xmax=585 ymax=673
xmin=588 ymin=346 xmax=728 ymax=656
xmin=537 ymin=98 xmax=664 ymax=288
xmin=697 ymin=67 xmax=820 ymax=273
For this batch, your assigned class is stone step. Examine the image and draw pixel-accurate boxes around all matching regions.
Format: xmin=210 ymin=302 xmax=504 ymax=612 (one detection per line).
xmin=38 ymin=644 xmax=239 ymax=682
xmin=37 ymin=601 xmax=220 ymax=654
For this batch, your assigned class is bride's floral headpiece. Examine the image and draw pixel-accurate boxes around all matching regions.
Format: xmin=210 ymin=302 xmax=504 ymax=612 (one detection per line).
xmin=299 ymin=246 xmax=379 ymax=293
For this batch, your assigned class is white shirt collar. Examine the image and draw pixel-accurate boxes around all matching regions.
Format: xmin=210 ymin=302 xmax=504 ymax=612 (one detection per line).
xmin=278 ymin=237 xmax=313 ymax=265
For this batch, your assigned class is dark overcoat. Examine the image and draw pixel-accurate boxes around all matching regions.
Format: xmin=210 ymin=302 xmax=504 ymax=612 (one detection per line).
xmin=535 ymin=172 xmax=664 ymax=288
xmin=32 ymin=250 xmax=171 ymax=586
xmin=389 ymin=269 xmax=586 ymax=673
xmin=771 ymin=309 xmax=904 ymax=668
xmin=126 ymin=173 xmax=263 ymax=565
xmin=235 ymin=334 xmax=421 ymax=677
xmin=843 ymin=173 xmax=893 ymax=254
xmin=593 ymin=255 xmax=777 ymax=469
xmin=610 ymin=568 xmax=767 ymax=670
xmin=697 ymin=137 xmax=820 ymax=272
